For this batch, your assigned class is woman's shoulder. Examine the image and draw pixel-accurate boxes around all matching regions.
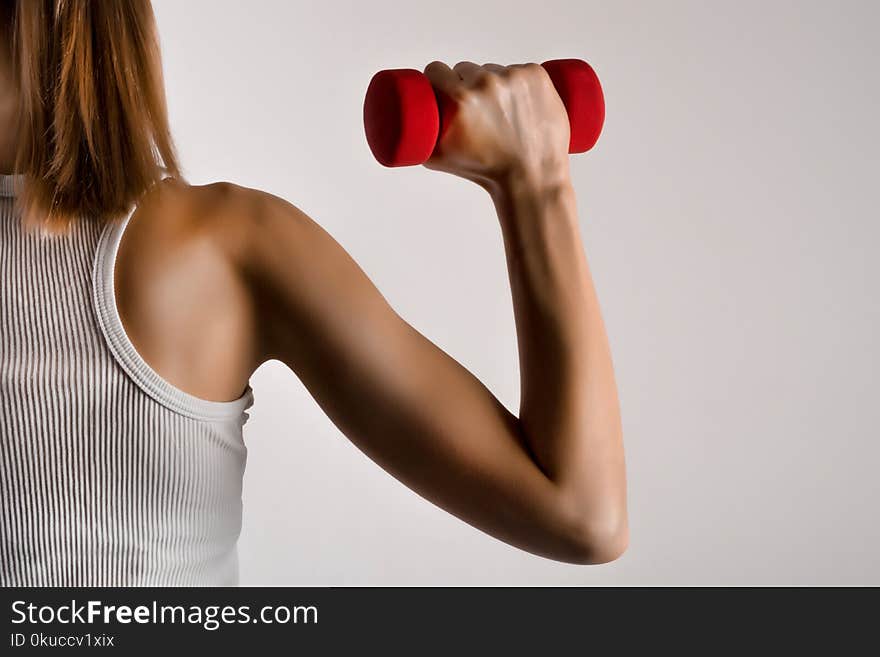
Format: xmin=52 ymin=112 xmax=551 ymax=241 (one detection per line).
xmin=130 ymin=177 xmax=305 ymax=258
xmin=133 ymin=177 xmax=259 ymax=238
xmin=112 ymin=177 xmax=273 ymax=401
xmin=119 ymin=176 xmax=324 ymax=313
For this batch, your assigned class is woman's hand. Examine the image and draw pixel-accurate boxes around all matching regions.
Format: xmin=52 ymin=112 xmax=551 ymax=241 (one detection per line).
xmin=422 ymin=61 xmax=572 ymax=193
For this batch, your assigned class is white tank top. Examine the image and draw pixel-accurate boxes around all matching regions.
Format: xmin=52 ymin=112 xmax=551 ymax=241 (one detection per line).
xmin=0 ymin=174 xmax=254 ymax=586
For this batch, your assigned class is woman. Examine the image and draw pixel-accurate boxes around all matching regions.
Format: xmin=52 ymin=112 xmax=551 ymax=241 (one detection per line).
xmin=0 ymin=0 xmax=627 ymax=586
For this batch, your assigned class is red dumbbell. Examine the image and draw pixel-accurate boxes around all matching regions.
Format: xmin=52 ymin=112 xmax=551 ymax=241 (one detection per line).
xmin=363 ymin=59 xmax=605 ymax=167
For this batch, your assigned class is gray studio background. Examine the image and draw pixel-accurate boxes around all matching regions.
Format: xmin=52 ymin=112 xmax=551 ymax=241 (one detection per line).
xmin=150 ymin=0 xmax=879 ymax=585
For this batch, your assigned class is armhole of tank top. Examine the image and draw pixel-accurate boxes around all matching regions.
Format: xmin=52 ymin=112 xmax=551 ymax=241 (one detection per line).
xmin=91 ymin=189 xmax=255 ymax=423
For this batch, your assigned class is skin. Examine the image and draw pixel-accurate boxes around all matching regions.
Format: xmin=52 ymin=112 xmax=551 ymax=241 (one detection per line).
xmin=1 ymin=21 xmax=628 ymax=563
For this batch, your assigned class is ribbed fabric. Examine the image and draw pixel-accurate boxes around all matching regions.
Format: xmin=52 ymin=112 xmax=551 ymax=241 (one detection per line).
xmin=0 ymin=174 xmax=254 ymax=586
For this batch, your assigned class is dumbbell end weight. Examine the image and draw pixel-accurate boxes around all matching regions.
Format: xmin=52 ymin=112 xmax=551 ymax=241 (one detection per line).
xmin=363 ymin=59 xmax=604 ymax=167
xmin=541 ymin=58 xmax=605 ymax=154
xmin=363 ymin=69 xmax=440 ymax=168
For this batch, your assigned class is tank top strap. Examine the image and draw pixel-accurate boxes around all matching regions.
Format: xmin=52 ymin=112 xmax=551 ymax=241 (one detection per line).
xmin=91 ymin=186 xmax=254 ymax=422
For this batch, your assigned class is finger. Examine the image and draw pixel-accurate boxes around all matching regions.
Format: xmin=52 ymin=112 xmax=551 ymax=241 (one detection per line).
xmin=508 ymin=62 xmax=542 ymax=74
xmin=508 ymin=62 xmax=552 ymax=88
xmin=483 ymin=62 xmax=507 ymax=75
xmin=453 ymin=60 xmax=481 ymax=84
xmin=424 ymin=61 xmax=461 ymax=97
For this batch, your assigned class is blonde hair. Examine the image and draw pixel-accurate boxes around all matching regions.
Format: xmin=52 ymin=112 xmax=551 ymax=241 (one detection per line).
xmin=7 ymin=0 xmax=180 ymax=229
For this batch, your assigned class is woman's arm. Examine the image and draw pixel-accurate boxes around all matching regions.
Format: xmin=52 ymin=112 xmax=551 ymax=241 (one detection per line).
xmin=241 ymin=61 xmax=627 ymax=564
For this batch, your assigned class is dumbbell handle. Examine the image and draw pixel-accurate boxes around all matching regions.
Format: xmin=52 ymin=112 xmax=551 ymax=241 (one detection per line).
xmin=363 ymin=59 xmax=605 ymax=167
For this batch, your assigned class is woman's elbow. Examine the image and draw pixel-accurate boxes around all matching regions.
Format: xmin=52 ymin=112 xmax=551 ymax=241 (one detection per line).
xmin=568 ymin=517 xmax=629 ymax=564
xmin=556 ymin=499 xmax=629 ymax=565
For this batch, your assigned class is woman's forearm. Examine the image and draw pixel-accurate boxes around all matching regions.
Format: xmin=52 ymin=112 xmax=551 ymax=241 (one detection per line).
xmin=490 ymin=168 xmax=628 ymax=553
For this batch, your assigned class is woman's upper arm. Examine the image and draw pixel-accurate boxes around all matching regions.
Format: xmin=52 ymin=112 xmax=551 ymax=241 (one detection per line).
xmin=234 ymin=188 xmax=604 ymax=563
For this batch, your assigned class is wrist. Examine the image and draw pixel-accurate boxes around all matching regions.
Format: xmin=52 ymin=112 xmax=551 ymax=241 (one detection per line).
xmin=489 ymin=162 xmax=576 ymax=224
xmin=488 ymin=160 xmax=574 ymax=206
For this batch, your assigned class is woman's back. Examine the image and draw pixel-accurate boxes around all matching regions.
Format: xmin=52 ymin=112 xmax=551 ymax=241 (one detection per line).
xmin=1 ymin=0 xmax=628 ymax=585
xmin=0 ymin=174 xmax=253 ymax=585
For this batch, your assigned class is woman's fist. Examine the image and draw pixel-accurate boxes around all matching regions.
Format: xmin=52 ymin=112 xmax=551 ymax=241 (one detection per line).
xmin=422 ymin=61 xmax=571 ymax=191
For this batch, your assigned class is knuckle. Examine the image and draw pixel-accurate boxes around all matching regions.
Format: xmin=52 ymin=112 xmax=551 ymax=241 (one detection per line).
xmin=475 ymin=71 xmax=501 ymax=89
xmin=451 ymin=87 xmax=469 ymax=103
xmin=448 ymin=82 xmax=471 ymax=102
xmin=457 ymin=88 xmax=478 ymax=107
xmin=508 ymin=66 xmax=528 ymax=81
xmin=515 ymin=62 xmax=546 ymax=83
